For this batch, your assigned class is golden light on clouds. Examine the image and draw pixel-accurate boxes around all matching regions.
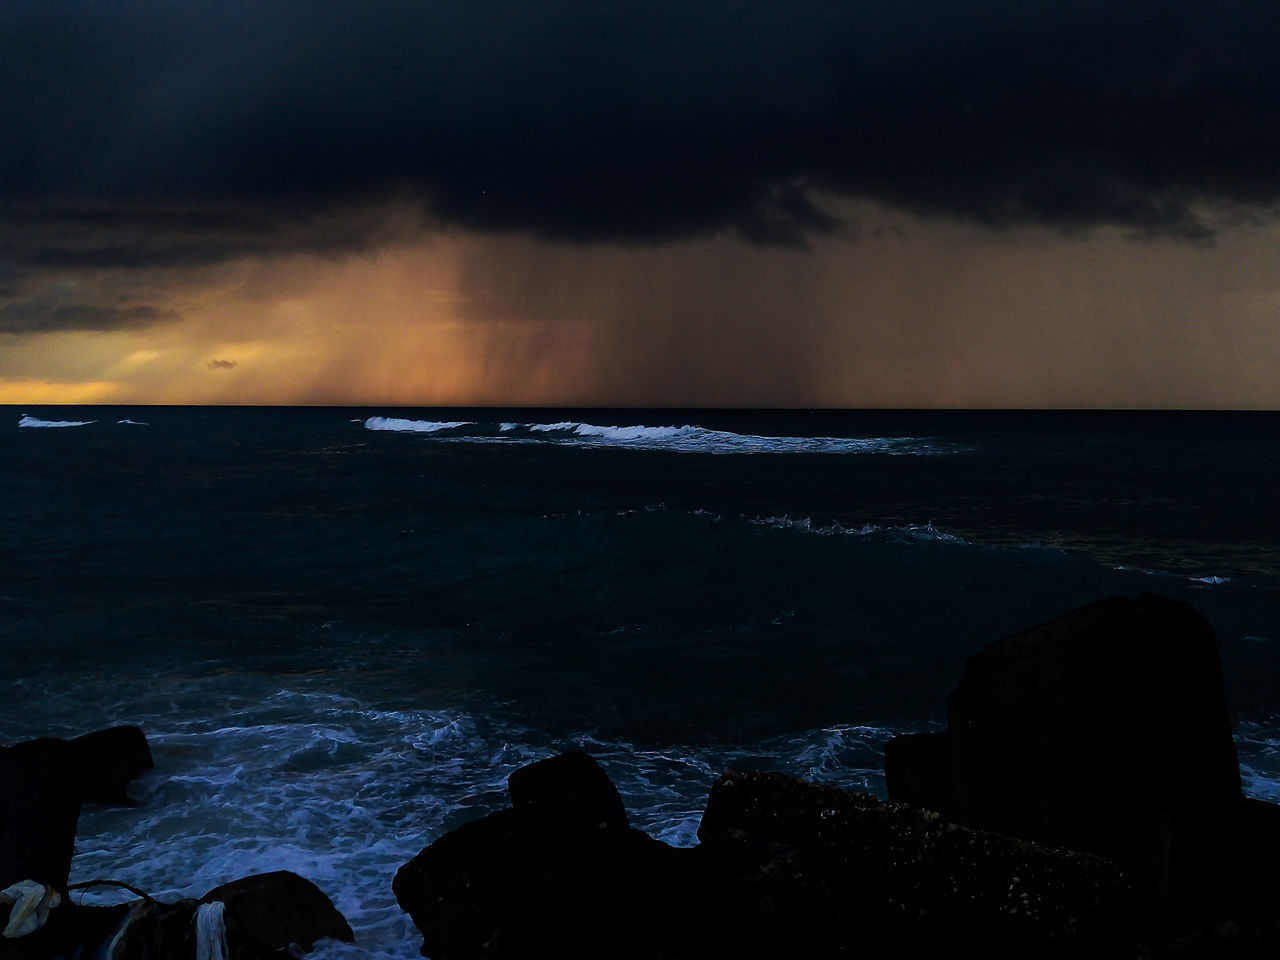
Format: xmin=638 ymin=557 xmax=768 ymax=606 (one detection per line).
xmin=2 ymin=203 xmax=1278 ymax=408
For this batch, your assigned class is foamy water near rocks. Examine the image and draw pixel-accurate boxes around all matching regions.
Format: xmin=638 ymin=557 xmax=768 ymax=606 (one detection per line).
xmin=5 ymin=595 xmax=1280 ymax=958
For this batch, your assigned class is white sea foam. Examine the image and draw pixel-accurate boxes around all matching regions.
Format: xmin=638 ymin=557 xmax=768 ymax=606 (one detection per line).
xmin=363 ymin=417 xmax=474 ymax=434
xmin=524 ymin=420 xmax=585 ymax=434
xmin=750 ymin=514 xmax=968 ymax=544
xmin=896 ymin=522 xmax=969 ymax=544
xmin=48 ymin=683 xmax=1280 ymax=958
xmin=555 ymin=422 xmax=688 ymax=442
xmin=194 ymin=901 xmax=229 ymax=960
xmin=117 ymin=419 xmax=149 ymax=426
xmin=750 ymin=515 xmax=880 ymax=537
xmin=18 ymin=415 xmax=96 ymax=428
xmin=1117 ymin=565 xmax=1239 ymax=587
xmin=56 ymin=685 xmax=927 ymax=958
xmin=1236 ymin=722 xmax=1280 ymax=804
xmin=63 ymin=693 xmax=534 ymax=958
xmin=367 ymin=417 xmax=952 ymax=456
xmin=785 ymin=723 xmax=916 ymax=788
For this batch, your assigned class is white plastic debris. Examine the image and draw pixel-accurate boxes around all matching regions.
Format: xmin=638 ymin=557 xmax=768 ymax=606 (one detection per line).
xmin=0 ymin=880 xmax=62 ymax=938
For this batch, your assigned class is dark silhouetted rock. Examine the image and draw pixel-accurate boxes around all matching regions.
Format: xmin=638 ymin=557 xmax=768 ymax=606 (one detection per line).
xmin=201 ymin=870 xmax=354 ymax=954
xmin=1 ymin=726 xmax=152 ymax=895
xmin=395 ymin=751 xmax=698 ymax=957
xmin=883 ymin=730 xmax=952 ymax=815
xmin=697 ymin=769 xmax=1137 ymax=958
xmin=946 ymin=594 xmax=1242 ymax=909
xmin=393 ymin=803 xmax=689 ymax=960
xmin=105 ymin=899 xmax=201 ymax=960
xmin=395 ymin=753 xmax=1146 ymax=960
xmin=70 ymin=726 xmax=154 ymax=806
xmin=4 ymin=873 xmax=354 ymax=960
xmin=1 ymin=725 xmax=152 ymax=901
xmin=506 ymin=751 xmax=629 ymax=831
xmin=0 ymin=739 xmax=81 ymax=890
xmin=0 ymin=902 xmax=131 ymax=960
xmin=1 ymin=898 xmax=199 ymax=960
xmin=1198 ymin=798 xmax=1280 ymax=955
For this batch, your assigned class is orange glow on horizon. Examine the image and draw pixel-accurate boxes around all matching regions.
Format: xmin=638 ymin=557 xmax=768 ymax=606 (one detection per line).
xmin=0 ymin=379 xmax=126 ymax=404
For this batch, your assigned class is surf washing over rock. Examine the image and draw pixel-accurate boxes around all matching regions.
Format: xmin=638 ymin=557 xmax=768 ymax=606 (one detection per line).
xmin=3 ymin=407 xmax=1278 ymax=957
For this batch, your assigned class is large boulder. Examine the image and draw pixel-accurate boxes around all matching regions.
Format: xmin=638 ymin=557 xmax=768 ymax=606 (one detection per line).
xmin=0 ymin=739 xmax=82 ymax=890
xmin=0 ymin=897 xmax=186 ymax=960
xmin=70 ymin=726 xmax=154 ymax=806
xmin=697 ymin=769 xmax=1137 ymax=959
xmin=395 ymin=750 xmax=697 ymax=958
xmin=200 ymin=870 xmax=354 ymax=954
xmin=944 ymin=594 xmax=1241 ymax=907
xmin=0 ymin=724 xmax=153 ymax=899
xmin=3 ymin=873 xmax=354 ymax=960
xmin=1 ymin=726 xmax=153 ymax=893
xmin=0 ymin=901 xmax=131 ymax=960
xmin=393 ymin=799 xmax=688 ymax=959
xmin=96 ymin=898 xmax=202 ymax=960
xmin=506 ymin=751 xmax=629 ymax=831
xmin=882 ymin=730 xmax=952 ymax=816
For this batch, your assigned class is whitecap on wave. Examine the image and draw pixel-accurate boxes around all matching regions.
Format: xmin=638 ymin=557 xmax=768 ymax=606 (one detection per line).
xmin=18 ymin=415 xmax=96 ymax=428
xmin=363 ymin=417 xmax=474 ymax=434
xmin=364 ymin=417 xmax=953 ymax=456
xmin=503 ymin=420 xmax=946 ymax=454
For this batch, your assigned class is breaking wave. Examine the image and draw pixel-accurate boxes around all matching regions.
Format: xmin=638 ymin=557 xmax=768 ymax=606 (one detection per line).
xmin=18 ymin=415 xmax=96 ymax=428
xmin=363 ymin=417 xmax=474 ymax=434
xmin=363 ymin=417 xmax=953 ymax=456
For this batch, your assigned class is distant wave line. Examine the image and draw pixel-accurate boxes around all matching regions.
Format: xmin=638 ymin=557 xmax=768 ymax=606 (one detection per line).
xmin=18 ymin=415 xmax=97 ymax=428
xmin=363 ymin=416 xmax=954 ymax=456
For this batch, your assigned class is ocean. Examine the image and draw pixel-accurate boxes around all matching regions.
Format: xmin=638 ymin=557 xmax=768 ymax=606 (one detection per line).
xmin=3 ymin=407 xmax=1278 ymax=957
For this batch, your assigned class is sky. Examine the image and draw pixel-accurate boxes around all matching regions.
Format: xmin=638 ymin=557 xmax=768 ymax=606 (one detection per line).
xmin=2 ymin=0 xmax=1278 ymax=408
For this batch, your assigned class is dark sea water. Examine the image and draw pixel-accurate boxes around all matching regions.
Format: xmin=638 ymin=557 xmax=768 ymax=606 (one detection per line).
xmin=3 ymin=407 xmax=1278 ymax=957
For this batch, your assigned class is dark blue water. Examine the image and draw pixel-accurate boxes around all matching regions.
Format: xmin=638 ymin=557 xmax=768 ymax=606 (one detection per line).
xmin=3 ymin=407 xmax=1278 ymax=957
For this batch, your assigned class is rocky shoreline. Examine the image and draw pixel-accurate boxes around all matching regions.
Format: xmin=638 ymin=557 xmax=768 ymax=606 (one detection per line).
xmin=4 ymin=594 xmax=1278 ymax=958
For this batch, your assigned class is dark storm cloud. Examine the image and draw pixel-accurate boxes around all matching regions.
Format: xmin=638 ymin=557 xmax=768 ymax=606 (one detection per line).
xmin=3 ymin=0 xmax=1279 ymax=257
xmin=0 ymin=298 xmax=178 ymax=333
xmin=0 ymin=201 xmax=421 ymax=271
xmin=0 ymin=267 xmax=180 ymax=333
